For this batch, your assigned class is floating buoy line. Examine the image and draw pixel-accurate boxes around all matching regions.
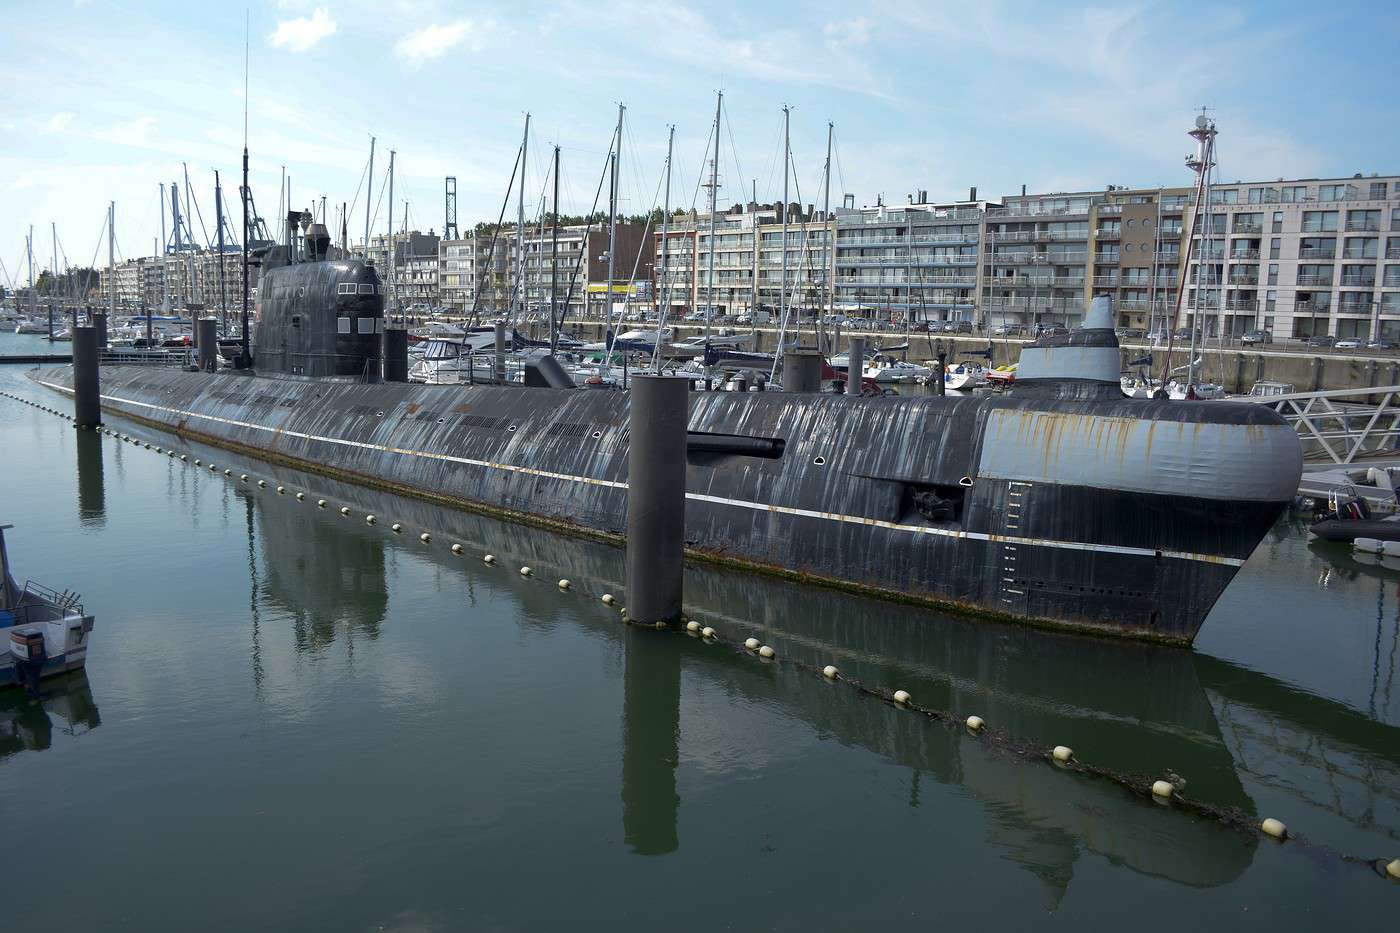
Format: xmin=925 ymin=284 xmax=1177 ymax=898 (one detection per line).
xmin=4 ymin=387 xmax=1398 ymax=885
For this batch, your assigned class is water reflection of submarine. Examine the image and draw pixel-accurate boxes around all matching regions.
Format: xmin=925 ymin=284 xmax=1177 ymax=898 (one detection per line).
xmin=244 ymin=490 xmax=389 ymax=650
xmin=0 ymin=672 xmax=101 ymax=760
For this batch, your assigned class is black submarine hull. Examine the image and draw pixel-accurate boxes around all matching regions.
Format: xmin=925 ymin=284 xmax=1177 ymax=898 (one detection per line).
xmin=32 ymin=364 xmax=1301 ymax=644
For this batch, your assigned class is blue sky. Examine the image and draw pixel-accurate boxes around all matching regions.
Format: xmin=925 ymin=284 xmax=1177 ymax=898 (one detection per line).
xmin=3 ymin=0 xmax=1398 ymax=281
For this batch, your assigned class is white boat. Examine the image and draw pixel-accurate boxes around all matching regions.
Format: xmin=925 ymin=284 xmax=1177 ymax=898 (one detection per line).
xmin=941 ymin=362 xmax=988 ymax=390
xmin=865 ymin=360 xmax=932 ymax=384
xmin=1 ymin=524 xmax=94 ymax=693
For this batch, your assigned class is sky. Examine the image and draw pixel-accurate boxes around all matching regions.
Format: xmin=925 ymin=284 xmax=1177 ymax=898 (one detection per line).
xmin=2 ymin=0 xmax=1398 ymax=281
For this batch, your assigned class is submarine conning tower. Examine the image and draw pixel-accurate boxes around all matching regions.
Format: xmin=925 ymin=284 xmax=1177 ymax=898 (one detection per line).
xmin=252 ymin=211 xmax=384 ymax=380
xmin=1012 ymin=295 xmax=1121 ymax=398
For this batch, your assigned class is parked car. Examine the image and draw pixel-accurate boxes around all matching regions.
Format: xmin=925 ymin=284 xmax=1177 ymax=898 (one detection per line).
xmin=1115 ymin=327 xmax=1145 ymax=339
xmin=1174 ymin=327 xmax=1202 ymax=341
xmin=1146 ymin=330 xmax=1169 ymax=343
xmin=1335 ymin=337 xmax=1363 ymax=350
xmin=1367 ymin=337 xmax=1395 ymax=350
xmin=1304 ymin=335 xmax=1335 ymax=348
xmin=1035 ymin=323 xmax=1069 ymax=338
xmin=1241 ymin=329 xmax=1273 ymax=345
xmin=944 ymin=320 xmax=974 ymax=334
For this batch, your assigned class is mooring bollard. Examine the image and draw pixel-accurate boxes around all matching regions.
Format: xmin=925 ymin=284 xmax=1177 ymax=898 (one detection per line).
xmin=494 ymin=322 xmax=507 ymax=384
xmin=383 ymin=324 xmax=409 ymax=382
xmin=197 ymin=318 xmax=219 ymax=372
xmin=71 ymin=325 xmax=101 ymax=430
xmin=783 ymin=349 xmax=823 ymax=393
xmin=625 ymin=374 xmax=688 ymax=626
xmin=847 ymin=336 xmax=865 ymax=395
xmin=934 ymin=351 xmax=946 ymax=397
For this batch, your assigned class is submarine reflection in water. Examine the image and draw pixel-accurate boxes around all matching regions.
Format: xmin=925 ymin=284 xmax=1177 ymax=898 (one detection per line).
xmin=74 ymin=429 xmax=105 ymax=527
xmin=211 ymin=445 xmax=1400 ymax=895
xmin=0 ymin=672 xmax=101 ymax=761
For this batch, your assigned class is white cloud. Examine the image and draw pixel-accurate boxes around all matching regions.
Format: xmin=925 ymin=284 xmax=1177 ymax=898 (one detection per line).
xmin=43 ymin=112 xmax=76 ymax=134
xmin=269 ymin=6 xmax=337 ymax=53
xmin=823 ymin=17 xmax=871 ymax=48
xmin=394 ymin=19 xmax=484 ymax=64
xmin=93 ymin=115 xmax=157 ymax=148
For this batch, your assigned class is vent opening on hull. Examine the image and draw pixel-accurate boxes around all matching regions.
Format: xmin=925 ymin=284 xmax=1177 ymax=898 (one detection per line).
xmin=908 ymin=484 xmax=966 ymax=524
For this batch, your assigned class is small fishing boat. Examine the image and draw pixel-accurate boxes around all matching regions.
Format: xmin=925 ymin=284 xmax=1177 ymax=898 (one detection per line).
xmin=1307 ymin=484 xmax=1400 ymax=543
xmin=0 ymin=524 xmax=94 ymax=693
xmin=941 ymin=362 xmax=988 ymax=390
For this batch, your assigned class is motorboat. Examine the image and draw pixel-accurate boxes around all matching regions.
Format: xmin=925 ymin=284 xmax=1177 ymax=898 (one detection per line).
xmin=0 ymin=524 xmax=94 ymax=694
xmin=941 ymin=362 xmax=988 ymax=390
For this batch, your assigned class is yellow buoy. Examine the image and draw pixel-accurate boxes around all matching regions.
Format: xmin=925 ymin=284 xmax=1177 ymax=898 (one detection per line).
xmin=822 ymin=665 xmax=839 ymax=679
xmin=483 ymin=554 xmax=496 ymax=564
xmin=295 ymin=492 xmax=305 ymax=500
xmin=1052 ymin=746 xmax=1074 ymax=764
xmin=450 ymin=543 xmax=463 ymax=554
xmin=685 ymin=620 xmax=700 ymax=633
xmin=701 ymin=626 xmax=716 ymax=639
xmin=744 ymin=637 xmax=760 ymax=650
xmin=758 ymin=645 xmax=775 ymax=659
xmin=1151 ymin=780 xmax=1175 ymax=799
xmin=339 ymin=506 xmax=351 ymax=515
xmin=420 ymin=532 xmax=431 ymax=543
xmin=317 ymin=499 xmax=327 ymax=508
xmin=1386 ymin=858 xmax=1400 ymax=880
xmin=276 ymin=486 xmax=285 ymax=494
xmin=366 ymin=515 xmax=377 ymax=524
xmin=257 ymin=480 xmax=266 ymax=488
xmin=559 ymin=579 xmax=572 ymax=591
xmin=391 ymin=523 xmax=402 ymax=532
xmin=601 ymin=593 xmax=615 ymax=605
xmin=240 ymin=474 xmax=248 ymax=481
xmin=966 ymin=715 xmax=985 ymax=733
xmin=224 ymin=469 xmax=232 ymax=476
xmin=893 ymin=689 xmax=912 ymax=705
xmin=194 ymin=459 xmax=201 ymax=466
xmin=179 ymin=454 xmax=187 ymax=461
xmin=519 ymin=566 xmax=532 ymax=577
xmin=1260 ymin=818 xmax=1287 ymax=840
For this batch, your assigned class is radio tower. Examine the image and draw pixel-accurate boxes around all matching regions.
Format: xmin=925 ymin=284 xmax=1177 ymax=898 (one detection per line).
xmin=444 ymin=176 xmax=459 ymax=240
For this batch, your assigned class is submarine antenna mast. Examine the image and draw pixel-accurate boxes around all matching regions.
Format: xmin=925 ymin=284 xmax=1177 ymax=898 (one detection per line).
xmin=820 ymin=121 xmax=833 ymax=354
xmin=704 ymin=90 xmax=721 ymax=345
xmin=364 ymin=137 xmax=376 ymax=261
xmin=239 ymin=9 xmax=251 ymax=367
xmin=603 ymin=103 xmax=622 ymax=366
xmin=215 ymin=170 xmax=226 ymax=332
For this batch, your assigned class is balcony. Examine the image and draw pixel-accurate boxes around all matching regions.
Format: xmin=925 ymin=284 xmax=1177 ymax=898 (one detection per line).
xmin=1298 ymin=247 xmax=1336 ymax=260
xmin=1232 ymin=222 xmax=1263 ymax=235
xmin=1229 ymin=249 xmax=1260 ymax=260
xmin=1340 ymin=277 xmax=1377 ymax=288
xmin=1301 ymin=224 xmax=1338 ymax=234
xmin=1296 ymin=274 xmax=1334 ymax=286
xmin=1093 ymin=253 xmax=1120 ymax=264
xmin=1346 ymin=220 xmax=1381 ymax=232
xmin=1159 ymin=227 xmax=1182 ymax=238
xmin=1295 ymin=300 xmax=1332 ymax=313
xmin=1095 ymin=228 xmax=1121 ymax=240
xmin=1227 ymin=274 xmax=1259 ymax=286
xmin=1097 ymin=204 xmax=1123 ymax=216
xmin=1224 ymin=300 xmax=1260 ymax=312
xmin=1092 ymin=275 xmax=1121 ymax=287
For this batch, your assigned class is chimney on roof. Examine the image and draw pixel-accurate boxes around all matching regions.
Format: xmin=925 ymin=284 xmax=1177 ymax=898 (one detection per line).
xmin=969 ymin=186 xmax=977 ymax=202
xmin=1021 ymin=184 xmax=1027 ymax=196
xmin=919 ymin=189 xmax=928 ymax=203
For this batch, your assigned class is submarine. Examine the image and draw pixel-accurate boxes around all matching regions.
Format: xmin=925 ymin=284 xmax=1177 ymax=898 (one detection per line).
xmin=32 ymin=216 xmax=1304 ymax=645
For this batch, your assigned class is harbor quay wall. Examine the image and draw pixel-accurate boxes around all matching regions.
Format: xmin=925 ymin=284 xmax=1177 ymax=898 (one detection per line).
xmin=553 ymin=321 xmax=1400 ymax=395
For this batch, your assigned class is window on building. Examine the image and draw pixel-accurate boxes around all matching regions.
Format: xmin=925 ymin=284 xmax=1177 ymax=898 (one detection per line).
xmin=1319 ymin=184 xmax=1349 ymax=201
xmin=1391 ymin=209 xmax=1400 ymax=232
xmin=1384 ymin=293 xmax=1400 ymax=314
xmin=357 ymin=283 xmax=375 ymax=294
xmin=1233 ymin=213 xmax=1263 ymax=232
xmin=1270 ymin=237 xmax=1281 ymax=259
xmin=1302 ymin=210 xmax=1339 ymax=232
xmin=1385 ymin=265 xmax=1400 ymax=287
xmin=1344 ymin=237 xmax=1379 ymax=259
xmin=1298 ymin=264 xmax=1334 ymax=286
xmin=1268 ymin=263 xmax=1279 ymax=285
xmin=1272 ymin=212 xmax=1283 ymax=233
xmin=1347 ymin=209 xmax=1381 ymax=231
xmin=336 ymin=283 xmax=354 ymax=295
xmin=1280 ymin=186 xmax=1308 ymax=203
xmin=1209 ymin=189 xmax=1239 ymax=204
xmin=1266 ymin=290 xmax=1277 ymax=313
xmin=1370 ymin=182 xmax=1388 ymax=200
xmin=357 ymin=317 xmax=375 ymax=335
xmin=336 ymin=317 xmax=351 ymax=334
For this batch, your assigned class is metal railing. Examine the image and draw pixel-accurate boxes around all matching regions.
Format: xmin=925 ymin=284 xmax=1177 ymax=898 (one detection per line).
xmin=1240 ymin=385 xmax=1400 ymax=464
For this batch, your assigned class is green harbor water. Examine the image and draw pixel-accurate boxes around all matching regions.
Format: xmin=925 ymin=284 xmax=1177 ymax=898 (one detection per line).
xmin=2 ymin=333 xmax=1397 ymax=930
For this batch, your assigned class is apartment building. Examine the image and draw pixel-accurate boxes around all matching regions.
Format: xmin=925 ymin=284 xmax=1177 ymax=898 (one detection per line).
xmin=1179 ymin=175 xmax=1400 ymax=341
xmin=833 ymin=193 xmax=986 ymax=323
xmin=363 ymin=231 xmax=441 ymax=310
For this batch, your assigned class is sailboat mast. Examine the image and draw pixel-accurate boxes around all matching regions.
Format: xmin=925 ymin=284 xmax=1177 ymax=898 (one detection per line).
xmin=654 ymin=124 xmax=674 ymax=373
xmin=550 ymin=143 xmax=560 ymax=353
xmin=1186 ymin=115 xmax=1216 ymax=388
xmin=517 ymin=115 xmax=529 ymax=322
xmin=704 ymin=90 xmax=721 ymax=344
xmin=107 ymin=201 xmax=116 ymax=323
xmin=606 ymin=104 xmax=622 ymax=333
xmin=387 ymin=150 xmax=396 ymax=314
xmin=780 ymin=105 xmax=790 ymax=347
xmin=215 ymin=171 xmax=226 ymax=330
xmin=821 ymin=121 xmax=833 ymax=353
xmin=364 ymin=137 xmax=376 ymax=259
xmin=159 ymin=185 xmax=169 ymax=316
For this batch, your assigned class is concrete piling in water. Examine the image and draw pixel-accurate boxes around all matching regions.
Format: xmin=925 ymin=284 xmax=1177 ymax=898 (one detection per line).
xmin=624 ymin=374 xmax=688 ymax=627
xmin=93 ymin=311 xmax=107 ymax=349
xmin=934 ymin=351 xmax=946 ymax=397
xmin=197 ymin=318 xmax=219 ymax=372
xmin=783 ymin=349 xmax=823 ymax=393
xmin=494 ymin=322 xmax=507 ymax=384
xmin=383 ymin=325 xmax=409 ymax=382
xmin=71 ymin=325 xmax=101 ymax=430
xmin=847 ymin=336 xmax=865 ymax=395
